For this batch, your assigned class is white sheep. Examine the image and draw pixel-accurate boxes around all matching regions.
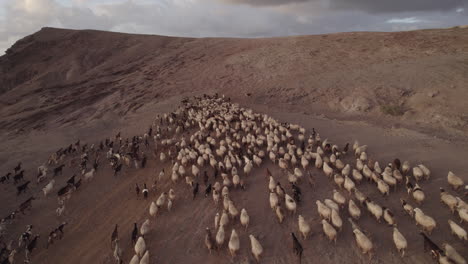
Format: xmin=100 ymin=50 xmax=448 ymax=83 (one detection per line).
xmin=83 ymin=168 xmax=96 ymax=181
xmin=334 ymin=174 xmax=344 ymax=189
xmin=316 ymin=200 xmax=331 ymax=221
xmin=228 ymin=201 xmax=239 ymax=219
xmin=134 ymin=236 xmax=146 ymax=257
xmin=139 ymin=250 xmax=149 ymax=264
xmin=321 ymin=219 xmax=337 ymax=244
xmin=440 ymin=188 xmax=458 ymax=214
xmin=348 ymin=199 xmax=361 ymax=220
xmin=228 ymin=229 xmax=240 ymax=259
xmin=156 ymin=192 xmax=166 ymax=208
xmin=412 ymin=184 xmax=425 ymax=204
xmin=216 ymin=225 xmax=225 ymax=248
xmin=344 ymin=176 xmax=355 ymax=194
xmin=332 ymin=189 xmax=346 ymax=207
xmin=414 ymin=208 xmax=436 ymax=234
xmin=220 ymin=210 xmax=229 ymax=227
xmin=276 ymin=204 xmax=285 ymax=223
xmin=448 ymin=171 xmax=464 ymax=190
xmin=331 ymin=209 xmax=343 ymax=231
xmin=457 ymin=204 xmax=468 ymax=224
xmin=412 ymin=167 xmax=424 ymax=182
xmin=149 ymin=202 xmax=157 ymax=217
xmin=42 ymin=179 xmax=55 ymax=197
xmin=129 ymin=254 xmax=139 ymax=264
xmin=140 ymin=219 xmax=151 ymax=237
xmin=448 ymin=219 xmax=467 ymax=241
xmin=285 ymin=194 xmax=297 ymax=215
xmin=323 ymin=162 xmax=333 ymax=177
xmin=392 ymin=227 xmax=407 ymax=257
xmin=240 ymin=208 xmax=249 ymax=230
xmin=418 ymin=164 xmax=430 ymax=180
xmin=298 ymin=215 xmax=311 ymax=239
xmin=353 ymin=229 xmax=373 ymax=259
xmin=249 ymin=234 xmax=263 ymax=263
xmin=442 ymin=243 xmax=466 ymax=264
xmin=364 ymin=199 xmax=382 ymax=223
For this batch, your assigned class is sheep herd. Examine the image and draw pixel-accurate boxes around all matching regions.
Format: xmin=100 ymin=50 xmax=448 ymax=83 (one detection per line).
xmin=0 ymin=94 xmax=467 ymax=264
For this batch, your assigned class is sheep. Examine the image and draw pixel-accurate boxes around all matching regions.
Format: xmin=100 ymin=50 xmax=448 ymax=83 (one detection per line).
xmin=113 ymin=239 xmax=122 ymax=264
xmin=418 ymin=164 xmax=431 ymax=180
xmin=315 ymin=155 xmax=323 ymax=169
xmin=83 ymin=168 xmax=96 ymax=181
xmin=334 ymin=174 xmax=344 ymax=189
xmin=342 ymin=164 xmax=351 ymax=177
xmin=344 ymin=176 xmax=355 ymax=194
xmin=129 ymin=255 xmax=139 ymax=264
xmin=323 ymin=162 xmax=333 ymax=177
xmin=167 ymin=199 xmax=173 ymax=211
xmin=359 ymin=152 xmax=367 ymax=161
xmin=414 ymin=208 xmax=436 ymax=234
xmin=228 ymin=201 xmax=239 ymax=219
xmin=412 ymin=184 xmax=425 ymax=204
xmin=316 ymin=200 xmax=331 ymax=221
xmin=240 ymin=208 xmax=249 ymax=230
xmin=228 ymin=229 xmax=240 ymax=259
xmin=376 ymin=179 xmax=390 ymax=196
xmin=392 ymin=227 xmax=407 ymax=257
xmin=356 ymin=159 xmax=364 ymax=171
xmin=383 ymin=207 xmax=396 ymax=226
xmin=285 ymin=194 xmax=297 ymax=215
xmin=205 ymin=228 xmax=215 ymax=254
xmin=134 ymin=236 xmax=146 ymax=257
xmin=268 ymin=177 xmax=275 ymax=192
xmin=294 ymin=168 xmax=303 ymax=180
xmin=324 ymin=199 xmax=340 ymax=212
xmin=220 ymin=210 xmax=229 ymax=227
xmin=362 ymin=165 xmax=372 ymax=181
xmin=353 ymin=188 xmax=366 ymax=204
xmin=442 ymin=243 xmax=466 ymax=264
xmin=156 ymin=192 xmax=166 ymax=208
xmin=216 ymin=225 xmax=225 ymax=248
xmin=440 ymin=188 xmax=458 ymax=214
xmin=448 ymin=219 xmax=467 ymax=241
xmin=448 ymin=171 xmax=464 ymax=190
xmin=348 ymin=199 xmax=361 ymax=220
xmin=276 ymin=204 xmax=285 ymax=223
xmin=402 ymin=161 xmax=410 ymax=175
xmin=332 ymin=189 xmax=346 ymax=207
xmin=140 ymin=219 xmax=151 ymax=237
xmin=249 ymin=234 xmax=263 ymax=263
xmin=149 ymin=202 xmax=158 ymax=217
xmin=351 ymin=169 xmax=362 ymax=183
xmin=382 ymin=172 xmax=397 ymax=191
xmin=298 ymin=215 xmax=311 ymax=239
xmin=364 ymin=198 xmax=382 ymax=222
xmin=140 ymin=250 xmax=149 ymax=264
xmin=331 ymin=209 xmax=343 ymax=231
xmin=301 ymin=156 xmax=309 ymax=169
xmin=321 ymin=219 xmax=337 ymax=244
xmin=352 ymin=229 xmax=373 ymax=259
xmin=400 ymin=199 xmax=414 ymax=218
xmin=457 ymin=204 xmax=468 ymax=224
xmin=412 ymin=167 xmax=424 ymax=182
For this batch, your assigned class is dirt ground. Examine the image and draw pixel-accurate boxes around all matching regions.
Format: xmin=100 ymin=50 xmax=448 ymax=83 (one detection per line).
xmin=0 ymin=27 xmax=467 ymax=264
xmin=0 ymin=93 xmax=467 ymax=264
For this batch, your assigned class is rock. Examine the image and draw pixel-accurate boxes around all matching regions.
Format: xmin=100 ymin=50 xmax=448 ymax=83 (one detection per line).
xmin=340 ymin=96 xmax=372 ymax=112
xmin=427 ymin=90 xmax=439 ymax=98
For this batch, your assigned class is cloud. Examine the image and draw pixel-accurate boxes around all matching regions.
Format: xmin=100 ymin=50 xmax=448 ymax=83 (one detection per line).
xmin=386 ymin=17 xmax=424 ymax=24
xmin=1 ymin=0 xmax=468 ymax=55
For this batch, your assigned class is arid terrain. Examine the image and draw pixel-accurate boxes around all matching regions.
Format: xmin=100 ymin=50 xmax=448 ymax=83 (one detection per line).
xmin=0 ymin=27 xmax=467 ymax=264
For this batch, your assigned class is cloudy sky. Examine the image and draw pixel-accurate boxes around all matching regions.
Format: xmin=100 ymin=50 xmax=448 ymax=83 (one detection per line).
xmin=0 ymin=0 xmax=467 ymax=54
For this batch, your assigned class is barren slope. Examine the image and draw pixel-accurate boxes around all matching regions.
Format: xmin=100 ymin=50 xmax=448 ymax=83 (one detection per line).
xmin=0 ymin=28 xmax=468 ymax=264
xmin=1 ymin=27 xmax=468 ymax=138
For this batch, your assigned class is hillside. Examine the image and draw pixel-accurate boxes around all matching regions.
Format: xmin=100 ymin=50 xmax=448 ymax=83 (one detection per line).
xmin=0 ymin=28 xmax=467 ymax=264
xmin=1 ymin=27 xmax=468 ymax=138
